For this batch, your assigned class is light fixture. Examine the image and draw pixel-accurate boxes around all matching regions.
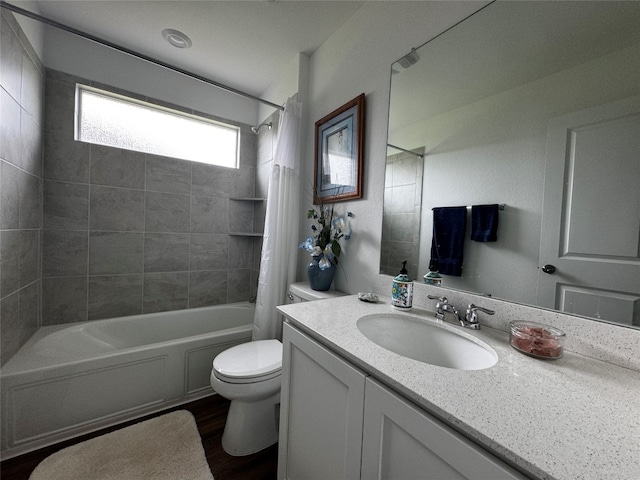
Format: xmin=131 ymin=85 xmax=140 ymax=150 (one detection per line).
xmin=162 ymin=29 xmax=192 ymax=49
xmin=392 ymin=47 xmax=419 ymax=74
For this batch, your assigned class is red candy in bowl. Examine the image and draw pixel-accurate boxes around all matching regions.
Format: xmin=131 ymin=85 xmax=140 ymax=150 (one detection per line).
xmin=509 ymin=321 xmax=565 ymax=359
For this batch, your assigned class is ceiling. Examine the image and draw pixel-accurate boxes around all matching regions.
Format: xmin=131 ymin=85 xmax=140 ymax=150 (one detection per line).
xmin=10 ymin=0 xmax=364 ymax=97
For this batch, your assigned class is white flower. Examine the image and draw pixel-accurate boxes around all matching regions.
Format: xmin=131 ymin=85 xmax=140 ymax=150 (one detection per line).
xmin=299 ymin=203 xmax=355 ymax=267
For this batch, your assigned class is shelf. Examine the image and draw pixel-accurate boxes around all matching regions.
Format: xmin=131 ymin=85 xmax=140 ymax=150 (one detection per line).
xmin=229 ymin=199 xmax=265 ymax=237
xmin=229 ymin=232 xmax=264 ymax=237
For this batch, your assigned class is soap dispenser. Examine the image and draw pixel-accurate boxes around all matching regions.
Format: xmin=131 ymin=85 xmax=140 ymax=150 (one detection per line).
xmin=391 ymin=261 xmax=413 ymax=310
xmin=423 ymin=267 xmax=442 ymax=286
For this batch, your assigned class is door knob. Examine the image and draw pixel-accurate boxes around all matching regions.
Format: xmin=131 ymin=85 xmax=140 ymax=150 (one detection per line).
xmin=542 ymin=264 xmax=556 ymax=274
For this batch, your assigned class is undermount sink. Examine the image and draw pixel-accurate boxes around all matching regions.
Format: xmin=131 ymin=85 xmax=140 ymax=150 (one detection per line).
xmin=356 ymin=313 xmax=497 ymax=370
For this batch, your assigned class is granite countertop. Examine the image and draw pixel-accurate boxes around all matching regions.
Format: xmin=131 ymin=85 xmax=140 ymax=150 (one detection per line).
xmin=277 ymin=295 xmax=640 ymax=480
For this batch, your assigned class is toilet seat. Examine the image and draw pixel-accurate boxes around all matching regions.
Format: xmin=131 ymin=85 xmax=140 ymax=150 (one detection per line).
xmin=213 ymin=339 xmax=282 ymax=384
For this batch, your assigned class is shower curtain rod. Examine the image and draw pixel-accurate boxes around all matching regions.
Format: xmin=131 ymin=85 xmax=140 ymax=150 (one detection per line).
xmin=0 ymin=1 xmax=284 ymax=111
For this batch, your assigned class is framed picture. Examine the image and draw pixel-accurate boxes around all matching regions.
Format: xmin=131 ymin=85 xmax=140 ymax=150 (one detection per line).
xmin=314 ymin=93 xmax=365 ymax=204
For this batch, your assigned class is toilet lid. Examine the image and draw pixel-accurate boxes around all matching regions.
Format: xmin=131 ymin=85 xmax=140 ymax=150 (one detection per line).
xmin=213 ymin=339 xmax=282 ymax=380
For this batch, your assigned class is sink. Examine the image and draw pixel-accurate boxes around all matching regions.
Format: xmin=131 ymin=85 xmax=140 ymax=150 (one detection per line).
xmin=356 ymin=313 xmax=497 ymax=370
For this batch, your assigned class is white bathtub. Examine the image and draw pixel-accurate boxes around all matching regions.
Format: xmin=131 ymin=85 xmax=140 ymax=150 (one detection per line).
xmin=0 ymin=303 xmax=254 ymax=459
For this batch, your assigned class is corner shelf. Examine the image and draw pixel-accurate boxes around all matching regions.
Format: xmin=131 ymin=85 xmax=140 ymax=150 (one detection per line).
xmin=229 ymin=232 xmax=264 ymax=237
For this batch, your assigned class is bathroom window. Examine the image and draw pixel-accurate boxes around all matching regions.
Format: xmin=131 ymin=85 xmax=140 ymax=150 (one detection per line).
xmin=75 ymin=84 xmax=240 ymax=168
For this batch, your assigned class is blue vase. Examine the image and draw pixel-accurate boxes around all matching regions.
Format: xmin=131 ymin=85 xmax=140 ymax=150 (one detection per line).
xmin=307 ymin=255 xmax=336 ymax=291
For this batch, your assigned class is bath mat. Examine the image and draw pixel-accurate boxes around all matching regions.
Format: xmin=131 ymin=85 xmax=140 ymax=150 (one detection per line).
xmin=29 ymin=410 xmax=214 ymax=480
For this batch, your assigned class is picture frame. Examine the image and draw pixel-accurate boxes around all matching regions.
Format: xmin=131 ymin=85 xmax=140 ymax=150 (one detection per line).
xmin=314 ymin=93 xmax=365 ymax=204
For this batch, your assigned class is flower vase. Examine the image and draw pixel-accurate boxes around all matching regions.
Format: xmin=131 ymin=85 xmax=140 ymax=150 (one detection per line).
xmin=307 ymin=255 xmax=336 ymax=291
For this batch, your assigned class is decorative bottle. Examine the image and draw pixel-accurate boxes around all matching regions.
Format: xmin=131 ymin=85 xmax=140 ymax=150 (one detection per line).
xmin=391 ymin=261 xmax=413 ymax=310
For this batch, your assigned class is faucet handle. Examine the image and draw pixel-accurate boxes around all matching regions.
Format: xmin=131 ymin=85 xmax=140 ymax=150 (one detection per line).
xmin=427 ymin=295 xmax=447 ymax=304
xmin=427 ymin=295 xmax=447 ymax=300
xmin=427 ymin=295 xmax=448 ymax=312
xmin=466 ymin=304 xmax=495 ymax=323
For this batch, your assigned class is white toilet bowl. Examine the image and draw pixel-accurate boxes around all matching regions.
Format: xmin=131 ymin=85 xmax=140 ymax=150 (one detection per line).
xmin=210 ymin=339 xmax=282 ymax=456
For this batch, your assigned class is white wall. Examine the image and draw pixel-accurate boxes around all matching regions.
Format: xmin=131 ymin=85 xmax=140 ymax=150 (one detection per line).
xmin=42 ymin=25 xmax=259 ymax=126
xmin=11 ymin=1 xmax=45 ymax=58
xmin=258 ymin=52 xmax=310 ymax=124
xmin=298 ymin=2 xmax=488 ymax=293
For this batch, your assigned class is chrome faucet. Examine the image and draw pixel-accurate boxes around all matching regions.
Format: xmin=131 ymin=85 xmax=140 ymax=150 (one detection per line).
xmin=428 ymin=295 xmax=494 ymax=330
xmin=427 ymin=295 xmax=461 ymax=325
xmin=427 ymin=295 xmax=447 ymax=317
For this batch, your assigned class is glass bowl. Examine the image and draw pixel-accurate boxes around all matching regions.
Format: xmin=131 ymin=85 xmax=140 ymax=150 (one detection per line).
xmin=509 ymin=321 xmax=565 ymax=359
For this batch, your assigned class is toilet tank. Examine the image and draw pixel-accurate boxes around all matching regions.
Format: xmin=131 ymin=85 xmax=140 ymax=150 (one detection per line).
xmin=287 ymin=282 xmax=346 ymax=304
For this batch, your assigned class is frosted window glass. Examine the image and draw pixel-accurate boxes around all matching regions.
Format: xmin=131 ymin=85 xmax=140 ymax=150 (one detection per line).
xmin=76 ymin=86 xmax=239 ymax=168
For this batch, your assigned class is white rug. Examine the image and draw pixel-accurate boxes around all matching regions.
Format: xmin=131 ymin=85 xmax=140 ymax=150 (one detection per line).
xmin=29 ymin=410 xmax=214 ymax=480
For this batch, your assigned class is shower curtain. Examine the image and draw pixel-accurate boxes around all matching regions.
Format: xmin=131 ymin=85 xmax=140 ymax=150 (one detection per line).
xmin=252 ymin=95 xmax=302 ymax=340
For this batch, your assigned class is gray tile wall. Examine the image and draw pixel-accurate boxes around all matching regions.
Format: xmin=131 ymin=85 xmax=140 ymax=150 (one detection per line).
xmin=41 ymin=69 xmax=262 ymax=325
xmin=380 ymin=149 xmax=424 ymax=280
xmin=0 ymin=11 xmax=44 ymax=365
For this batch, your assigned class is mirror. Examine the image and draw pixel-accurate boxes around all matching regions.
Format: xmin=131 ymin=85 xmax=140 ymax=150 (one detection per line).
xmin=382 ymin=1 xmax=640 ymax=328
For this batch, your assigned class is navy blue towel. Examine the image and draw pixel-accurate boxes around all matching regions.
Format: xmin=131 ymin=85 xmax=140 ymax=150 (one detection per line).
xmin=471 ymin=204 xmax=499 ymax=242
xmin=430 ymin=206 xmax=467 ymax=277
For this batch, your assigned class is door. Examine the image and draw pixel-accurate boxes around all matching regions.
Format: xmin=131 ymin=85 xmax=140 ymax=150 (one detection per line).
xmin=538 ymin=96 xmax=640 ymax=326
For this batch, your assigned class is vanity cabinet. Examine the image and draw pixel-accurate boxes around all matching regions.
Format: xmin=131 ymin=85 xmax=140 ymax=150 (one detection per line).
xmin=278 ymin=323 xmax=528 ymax=480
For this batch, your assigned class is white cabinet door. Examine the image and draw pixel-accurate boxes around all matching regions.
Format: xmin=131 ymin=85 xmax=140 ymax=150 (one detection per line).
xmin=278 ymin=323 xmax=366 ymax=480
xmin=361 ymin=378 xmax=527 ymax=480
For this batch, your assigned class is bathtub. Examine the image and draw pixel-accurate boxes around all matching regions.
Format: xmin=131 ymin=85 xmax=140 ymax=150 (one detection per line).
xmin=0 ymin=302 xmax=254 ymax=459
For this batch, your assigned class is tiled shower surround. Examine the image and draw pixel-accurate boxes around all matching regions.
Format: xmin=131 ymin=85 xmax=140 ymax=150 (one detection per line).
xmin=380 ymin=149 xmax=424 ymax=280
xmin=42 ymin=70 xmax=263 ymax=325
xmin=1 ymin=11 xmax=44 ymax=365
xmin=4 ymin=10 xmax=277 ymax=365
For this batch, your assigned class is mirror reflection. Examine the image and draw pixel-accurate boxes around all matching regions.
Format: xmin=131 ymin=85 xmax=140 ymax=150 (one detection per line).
xmin=382 ymin=1 xmax=640 ymax=328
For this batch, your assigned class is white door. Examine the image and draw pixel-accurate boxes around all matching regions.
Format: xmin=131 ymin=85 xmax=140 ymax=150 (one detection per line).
xmin=538 ymin=96 xmax=640 ymax=326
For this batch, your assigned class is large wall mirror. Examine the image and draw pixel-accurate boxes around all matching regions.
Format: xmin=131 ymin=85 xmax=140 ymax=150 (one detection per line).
xmin=382 ymin=1 xmax=640 ymax=328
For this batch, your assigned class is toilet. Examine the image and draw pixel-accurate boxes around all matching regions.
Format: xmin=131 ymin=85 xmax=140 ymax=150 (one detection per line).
xmin=210 ymin=282 xmax=345 ymax=456
xmin=210 ymin=339 xmax=283 ymax=456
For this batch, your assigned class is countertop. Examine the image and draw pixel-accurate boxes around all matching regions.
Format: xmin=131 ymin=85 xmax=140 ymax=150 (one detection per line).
xmin=277 ymin=295 xmax=640 ymax=480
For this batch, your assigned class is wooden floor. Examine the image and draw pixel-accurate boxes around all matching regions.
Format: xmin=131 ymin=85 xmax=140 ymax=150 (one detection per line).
xmin=0 ymin=395 xmax=279 ymax=480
